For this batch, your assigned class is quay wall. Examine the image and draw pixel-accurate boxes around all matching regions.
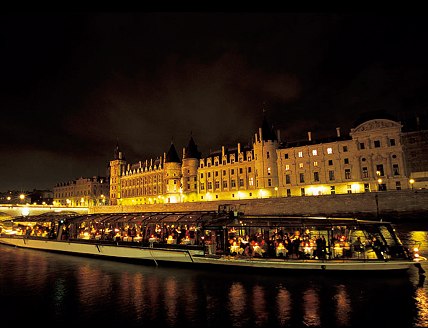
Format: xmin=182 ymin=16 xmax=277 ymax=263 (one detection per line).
xmin=89 ymin=190 xmax=428 ymax=222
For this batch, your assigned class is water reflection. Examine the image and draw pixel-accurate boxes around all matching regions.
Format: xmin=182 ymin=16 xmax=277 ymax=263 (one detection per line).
xmin=1 ymin=223 xmax=428 ymax=328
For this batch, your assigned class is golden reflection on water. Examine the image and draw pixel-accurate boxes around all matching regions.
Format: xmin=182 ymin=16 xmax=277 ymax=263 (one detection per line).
xmin=276 ymin=287 xmax=291 ymax=326
xmin=252 ymin=285 xmax=268 ymax=326
xmin=131 ymin=273 xmax=145 ymax=320
xmin=415 ymin=286 xmax=428 ymax=327
xmin=303 ymin=288 xmax=320 ymax=326
xmin=228 ymin=282 xmax=246 ymax=325
xmin=164 ymin=277 xmax=178 ymax=325
xmin=334 ymin=285 xmax=350 ymax=327
xmin=4 ymin=244 xmax=428 ymax=327
xmin=146 ymin=272 xmax=161 ymax=319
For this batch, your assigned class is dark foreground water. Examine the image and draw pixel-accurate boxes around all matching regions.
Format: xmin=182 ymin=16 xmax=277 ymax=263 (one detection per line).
xmin=1 ymin=223 xmax=428 ymax=328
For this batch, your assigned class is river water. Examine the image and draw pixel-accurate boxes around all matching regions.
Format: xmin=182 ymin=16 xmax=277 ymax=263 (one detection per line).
xmin=1 ymin=222 xmax=427 ymax=328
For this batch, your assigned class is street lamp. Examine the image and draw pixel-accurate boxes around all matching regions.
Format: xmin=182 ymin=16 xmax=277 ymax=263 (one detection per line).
xmin=377 ymin=178 xmax=383 ymax=191
xmin=410 ymin=178 xmax=415 ymax=190
xmin=274 ymin=186 xmax=278 ymax=197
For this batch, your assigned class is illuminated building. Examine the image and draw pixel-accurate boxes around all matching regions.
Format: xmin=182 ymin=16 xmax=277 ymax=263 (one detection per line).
xmin=109 ymin=116 xmax=421 ymax=205
xmin=53 ymin=176 xmax=109 ymax=207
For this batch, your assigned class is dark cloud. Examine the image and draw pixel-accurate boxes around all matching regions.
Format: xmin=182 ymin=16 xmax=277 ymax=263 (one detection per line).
xmin=0 ymin=13 xmax=427 ymax=190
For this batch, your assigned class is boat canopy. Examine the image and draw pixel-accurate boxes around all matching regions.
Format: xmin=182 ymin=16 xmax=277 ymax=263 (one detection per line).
xmin=10 ymin=211 xmax=223 ymax=227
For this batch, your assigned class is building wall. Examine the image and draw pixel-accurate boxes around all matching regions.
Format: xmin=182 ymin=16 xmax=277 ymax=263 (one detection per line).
xmin=54 ymin=176 xmax=109 ymax=207
xmin=90 ymin=189 xmax=428 ymax=221
xmin=109 ymin=118 xmax=423 ymax=206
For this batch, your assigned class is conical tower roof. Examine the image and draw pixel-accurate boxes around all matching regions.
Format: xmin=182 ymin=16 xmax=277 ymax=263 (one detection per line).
xmin=261 ymin=115 xmax=278 ymax=141
xmin=165 ymin=142 xmax=181 ymax=163
xmin=185 ymin=136 xmax=202 ymax=159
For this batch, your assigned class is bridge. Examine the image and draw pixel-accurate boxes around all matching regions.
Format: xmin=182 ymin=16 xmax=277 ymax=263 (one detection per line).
xmin=0 ymin=204 xmax=89 ymax=219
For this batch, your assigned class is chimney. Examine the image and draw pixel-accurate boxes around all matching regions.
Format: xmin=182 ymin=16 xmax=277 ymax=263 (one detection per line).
xmin=259 ymin=127 xmax=263 ymax=141
xmin=308 ymin=131 xmax=312 ymax=141
xmin=238 ymin=143 xmax=241 ymax=154
xmin=183 ymin=147 xmax=186 ymax=159
xmin=222 ymin=146 xmax=225 ymax=157
xmin=277 ymin=129 xmax=281 ymax=142
xmin=336 ymin=127 xmax=341 ymax=137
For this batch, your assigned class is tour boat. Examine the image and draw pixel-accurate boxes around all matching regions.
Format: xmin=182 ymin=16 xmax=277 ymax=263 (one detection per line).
xmin=0 ymin=207 xmax=425 ymax=274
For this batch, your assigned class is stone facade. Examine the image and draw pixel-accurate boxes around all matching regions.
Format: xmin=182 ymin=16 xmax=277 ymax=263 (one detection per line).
xmin=53 ymin=176 xmax=109 ymax=207
xmin=110 ymin=116 xmax=420 ymax=206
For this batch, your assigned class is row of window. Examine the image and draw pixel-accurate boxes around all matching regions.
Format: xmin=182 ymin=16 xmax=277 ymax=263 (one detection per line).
xmin=284 ymin=164 xmax=400 ymax=184
xmin=200 ymin=167 xmax=253 ymax=178
xmin=282 ymin=139 xmax=397 ymax=160
xmin=200 ymin=153 xmax=253 ymax=168
xmin=200 ymin=178 xmax=254 ymax=191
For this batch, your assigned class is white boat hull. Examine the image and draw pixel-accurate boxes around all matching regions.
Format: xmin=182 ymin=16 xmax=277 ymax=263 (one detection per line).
xmin=0 ymin=236 xmax=418 ymax=272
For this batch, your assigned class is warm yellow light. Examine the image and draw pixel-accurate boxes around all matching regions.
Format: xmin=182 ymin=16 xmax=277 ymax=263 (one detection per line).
xmin=19 ymin=194 xmax=25 ymax=200
xmin=6 ymin=196 xmax=11 ymax=201
xmin=410 ymin=179 xmax=415 ymax=184
xmin=274 ymin=187 xmax=278 ymax=191
xmin=351 ymin=183 xmax=360 ymax=192
xmin=21 ymin=207 xmax=30 ymax=216
xmin=377 ymin=178 xmax=382 ymax=184
xmin=307 ymin=186 xmax=325 ymax=196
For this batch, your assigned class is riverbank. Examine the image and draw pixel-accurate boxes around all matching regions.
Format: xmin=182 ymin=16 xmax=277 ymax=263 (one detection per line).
xmin=90 ymin=189 xmax=428 ymax=223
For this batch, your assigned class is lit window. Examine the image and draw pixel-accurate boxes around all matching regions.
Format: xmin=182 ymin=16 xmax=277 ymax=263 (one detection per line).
xmin=313 ymin=161 xmax=318 ymax=167
xmin=312 ymin=149 xmax=317 ymax=156
xmin=285 ymin=164 xmax=290 ymax=170
xmin=327 ymin=147 xmax=333 ymax=154
xmin=299 ymin=163 xmax=303 ymax=168
xmin=267 ymin=167 xmax=271 ymax=175
xmin=298 ymin=151 xmax=303 ymax=158
xmin=249 ymin=177 xmax=254 ymax=186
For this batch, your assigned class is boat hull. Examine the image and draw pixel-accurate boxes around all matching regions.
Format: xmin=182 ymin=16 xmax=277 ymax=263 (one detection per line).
xmin=0 ymin=236 xmax=417 ymax=272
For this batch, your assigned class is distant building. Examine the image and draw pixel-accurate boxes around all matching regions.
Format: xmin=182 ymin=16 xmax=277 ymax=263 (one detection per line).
xmin=402 ymin=129 xmax=428 ymax=189
xmin=53 ymin=176 xmax=109 ymax=207
xmin=29 ymin=189 xmax=53 ymax=205
xmin=109 ymin=115 xmax=424 ymax=206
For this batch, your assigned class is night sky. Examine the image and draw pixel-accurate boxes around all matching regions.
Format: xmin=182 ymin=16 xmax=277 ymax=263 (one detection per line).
xmin=1 ymin=12 xmax=427 ymax=191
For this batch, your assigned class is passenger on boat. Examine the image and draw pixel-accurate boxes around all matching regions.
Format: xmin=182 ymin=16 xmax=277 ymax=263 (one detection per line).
xmin=315 ymin=236 xmax=327 ymax=259
xmin=371 ymin=236 xmax=387 ymax=259
xmin=276 ymin=242 xmax=287 ymax=257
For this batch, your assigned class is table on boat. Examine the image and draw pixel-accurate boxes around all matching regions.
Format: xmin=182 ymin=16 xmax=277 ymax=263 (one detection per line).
xmin=276 ymin=246 xmax=287 ymax=257
xmin=230 ymin=245 xmax=243 ymax=255
xmin=253 ymin=245 xmax=264 ymax=256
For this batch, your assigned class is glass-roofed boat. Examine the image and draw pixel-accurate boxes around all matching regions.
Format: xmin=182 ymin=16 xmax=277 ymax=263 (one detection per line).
xmin=0 ymin=205 xmax=425 ymax=273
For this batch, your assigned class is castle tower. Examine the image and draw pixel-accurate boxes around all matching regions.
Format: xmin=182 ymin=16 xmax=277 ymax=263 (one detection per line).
xmin=109 ymin=143 xmax=127 ymax=205
xmin=182 ymin=135 xmax=202 ymax=202
xmin=163 ymin=142 xmax=182 ymax=203
xmin=253 ymin=115 xmax=279 ymax=196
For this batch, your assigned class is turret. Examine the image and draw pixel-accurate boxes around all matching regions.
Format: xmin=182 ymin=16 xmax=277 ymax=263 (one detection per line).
xmin=109 ymin=143 xmax=127 ymax=205
xmin=164 ymin=142 xmax=182 ymax=203
xmin=182 ymin=135 xmax=202 ymax=201
xmin=253 ymin=115 xmax=279 ymax=195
